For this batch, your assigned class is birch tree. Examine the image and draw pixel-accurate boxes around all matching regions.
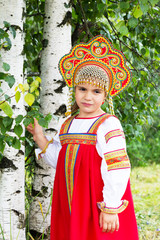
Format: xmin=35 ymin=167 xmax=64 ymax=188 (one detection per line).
xmin=0 ymin=1 xmax=26 ymax=239
xmin=29 ymin=0 xmax=71 ymax=237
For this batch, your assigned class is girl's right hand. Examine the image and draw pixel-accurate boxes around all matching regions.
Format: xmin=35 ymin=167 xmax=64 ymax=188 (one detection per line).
xmin=26 ymin=118 xmax=48 ymax=149
xmin=26 ymin=118 xmax=43 ymax=141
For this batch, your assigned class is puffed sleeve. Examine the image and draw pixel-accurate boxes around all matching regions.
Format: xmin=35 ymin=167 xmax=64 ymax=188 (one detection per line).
xmin=96 ymin=115 xmax=130 ymax=214
xmin=35 ymin=131 xmax=62 ymax=169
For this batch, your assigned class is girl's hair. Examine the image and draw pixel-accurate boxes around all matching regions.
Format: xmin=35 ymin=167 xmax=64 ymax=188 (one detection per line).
xmin=71 ymin=101 xmax=79 ymax=115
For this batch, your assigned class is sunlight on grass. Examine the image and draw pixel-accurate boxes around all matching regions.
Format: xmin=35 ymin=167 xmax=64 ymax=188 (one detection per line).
xmin=131 ymin=164 xmax=160 ymax=240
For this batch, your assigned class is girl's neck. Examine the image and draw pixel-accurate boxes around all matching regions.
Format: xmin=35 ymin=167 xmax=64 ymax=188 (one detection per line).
xmin=76 ymin=109 xmax=105 ymax=119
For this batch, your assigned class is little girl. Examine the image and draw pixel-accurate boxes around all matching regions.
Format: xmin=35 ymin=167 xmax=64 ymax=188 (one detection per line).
xmin=27 ymin=36 xmax=139 ymax=240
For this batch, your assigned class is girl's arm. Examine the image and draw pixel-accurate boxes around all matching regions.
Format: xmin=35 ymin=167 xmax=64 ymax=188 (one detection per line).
xmin=27 ymin=118 xmax=62 ymax=168
xmin=96 ymin=116 xmax=131 ymax=232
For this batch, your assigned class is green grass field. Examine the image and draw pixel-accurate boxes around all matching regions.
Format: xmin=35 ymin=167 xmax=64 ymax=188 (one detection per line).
xmin=131 ymin=164 xmax=160 ymax=240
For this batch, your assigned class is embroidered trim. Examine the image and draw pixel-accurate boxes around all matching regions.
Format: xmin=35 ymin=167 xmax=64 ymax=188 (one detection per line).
xmin=60 ymin=113 xmax=113 ymax=136
xmin=105 ymin=129 xmax=125 ymax=143
xmin=88 ymin=114 xmax=112 ymax=133
xmin=65 ymin=144 xmax=80 ymax=214
xmin=59 ymin=133 xmax=96 ymax=145
xmin=97 ymin=200 xmax=129 ymax=214
xmin=104 ymin=149 xmax=130 ymax=171
xmin=38 ymin=138 xmax=53 ymax=160
xmin=60 ymin=115 xmax=75 ymax=134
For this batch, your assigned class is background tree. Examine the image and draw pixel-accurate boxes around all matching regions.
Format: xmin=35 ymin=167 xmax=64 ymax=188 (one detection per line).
xmin=25 ymin=0 xmax=71 ymax=238
xmin=0 ymin=1 xmax=26 ymax=239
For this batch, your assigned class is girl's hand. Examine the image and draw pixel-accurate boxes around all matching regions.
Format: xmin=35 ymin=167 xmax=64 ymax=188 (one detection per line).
xmin=26 ymin=118 xmax=43 ymax=141
xmin=26 ymin=118 xmax=48 ymax=150
xmin=99 ymin=212 xmax=119 ymax=233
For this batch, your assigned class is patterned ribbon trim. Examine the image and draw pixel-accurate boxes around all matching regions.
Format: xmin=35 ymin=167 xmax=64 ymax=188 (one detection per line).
xmin=104 ymin=149 xmax=130 ymax=171
xmin=60 ymin=115 xmax=75 ymax=134
xmin=38 ymin=138 xmax=53 ymax=160
xmin=59 ymin=133 xmax=96 ymax=145
xmin=105 ymin=129 xmax=125 ymax=143
xmin=97 ymin=200 xmax=129 ymax=214
xmin=65 ymin=144 xmax=80 ymax=214
xmin=87 ymin=114 xmax=112 ymax=133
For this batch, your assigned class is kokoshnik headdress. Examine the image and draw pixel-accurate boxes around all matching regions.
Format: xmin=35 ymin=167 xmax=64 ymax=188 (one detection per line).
xmin=59 ymin=35 xmax=131 ymax=116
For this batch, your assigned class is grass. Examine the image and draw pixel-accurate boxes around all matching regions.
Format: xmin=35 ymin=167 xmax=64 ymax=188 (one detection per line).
xmin=131 ymin=164 xmax=160 ymax=240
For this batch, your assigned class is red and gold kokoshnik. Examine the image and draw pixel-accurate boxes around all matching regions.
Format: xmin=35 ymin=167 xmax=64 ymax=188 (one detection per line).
xmin=58 ymin=35 xmax=131 ymax=97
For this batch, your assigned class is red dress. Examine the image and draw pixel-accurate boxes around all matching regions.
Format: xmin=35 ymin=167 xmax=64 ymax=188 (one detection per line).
xmin=50 ymin=114 xmax=139 ymax=240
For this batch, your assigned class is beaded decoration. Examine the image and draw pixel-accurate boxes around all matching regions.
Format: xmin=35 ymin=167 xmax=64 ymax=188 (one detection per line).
xmin=58 ymin=35 xmax=131 ymax=115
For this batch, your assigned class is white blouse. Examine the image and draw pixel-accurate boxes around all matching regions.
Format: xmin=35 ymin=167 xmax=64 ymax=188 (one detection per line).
xmin=36 ymin=115 xmax=130 ymax=211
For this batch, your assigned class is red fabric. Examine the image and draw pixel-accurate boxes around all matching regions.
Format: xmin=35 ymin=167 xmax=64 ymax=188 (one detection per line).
xmin=50 ymin=143 xmax=139 ymax=240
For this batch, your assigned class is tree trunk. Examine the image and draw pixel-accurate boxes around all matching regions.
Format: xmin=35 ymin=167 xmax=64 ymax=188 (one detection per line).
xmin=0 ymin=1 xmax=26 ymax=240
xmin=29 ymin=0 xmax=71 ymax=237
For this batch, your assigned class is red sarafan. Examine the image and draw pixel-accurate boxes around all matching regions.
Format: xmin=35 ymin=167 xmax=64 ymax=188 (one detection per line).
xmin=50 ymin=114 xmax=139 ymax=240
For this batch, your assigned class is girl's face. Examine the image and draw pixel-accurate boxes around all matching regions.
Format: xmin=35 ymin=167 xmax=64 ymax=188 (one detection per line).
xmin=75 ymin=83 xmax=105 ymax=118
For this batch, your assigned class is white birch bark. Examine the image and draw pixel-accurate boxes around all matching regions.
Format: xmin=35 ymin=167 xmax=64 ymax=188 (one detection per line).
xmin=29 ymin=0 xmax=71 ymax=236
xmin=0 ymin=1 xmax=26 ymax=240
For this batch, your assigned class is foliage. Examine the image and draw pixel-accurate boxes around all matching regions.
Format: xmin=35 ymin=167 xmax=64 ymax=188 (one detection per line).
xmin=131 ymin=164 xmax=160 ymax=239
xmin=0 ymin=21 xmax=51 ymax=162
xmin=70 ymin=0 xmax=160 ymax=166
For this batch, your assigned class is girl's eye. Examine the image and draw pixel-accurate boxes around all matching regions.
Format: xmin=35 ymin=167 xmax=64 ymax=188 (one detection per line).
xmin=79 ymin=87 xmax=86 ymax=91
xmin=94 ymin=89 xmax=101 ymax=94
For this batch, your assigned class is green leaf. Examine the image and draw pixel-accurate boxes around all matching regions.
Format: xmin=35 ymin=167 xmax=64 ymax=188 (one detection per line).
xmin=5 ymin=75 xmax=15 ymax=88
xmin=14 ymin=124 xmax=23 ymax=137
xmin=128 ymin=17 xmax=138 ymax=28
xmin=120 ymin=2 xmax=130 ymax=10
xmin=2 ymin=116 xmax=13 ymax=128
xmin=140 ymin=1 xmax=149 ymax=14
xmin=4 ymin=94 xmax=11 ymax=104
xmin=12 ymin=137 xmax=21 ymax=149
xmin=24 ymin=93 xmax=35 ymax=106
xmin=0 ymin=101 xmax=13 ymax=117
xmin=15 ymin=115 xmax=23 ymax=124
xmin=23 ymin=118 xmax=32 ymax=127
xmin=5 ymin=136 xmax=14 ymax=147
xmin=119 ymin=25 xmax=129 ymax=36
xmin=9 ymin=26 xmax=16 ymax=38
xmin=133 ymin=5 xmax=143 ymax=18
xmin=116 ymin=20 xmax=125 ymax=30
xmin=44 ymin=113 xmax=52 ymax=123
xmin=2 ymin=62 xmax=10 ymax=72
xmin=141 ymin=48 xmax=146 ymax=55
xmin=15 ymin=91 xmax=21 ymax=103
xmin=0 ymin=139 xmax=5 ymax=153
xmin=149 ymin=0 xmax=159 ymax=6
xmin=38 ymin=118 xmax=48 ymax=128
xmin=0 ymin=72 xmax=7 ymax=80
xmin=3 ymin=21 xmax=11 ymax=28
